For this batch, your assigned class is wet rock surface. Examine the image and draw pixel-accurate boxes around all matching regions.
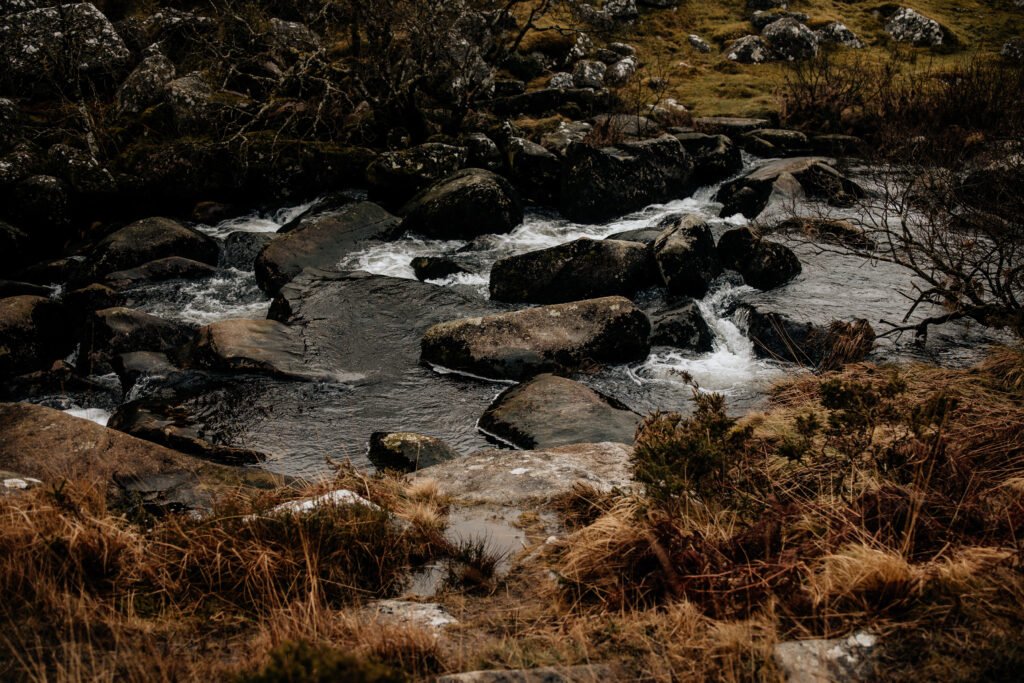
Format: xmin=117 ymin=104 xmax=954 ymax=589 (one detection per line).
xmin=84 ymin=217 xmax=219 ymax=282
xmin=366 ymin=432 xmax=461 ymax=472
xmin=421 ymin=296 xmax=651 ymax=381
xmin=489 ymin=237 xmax=653 ymax=304
xmin=717 ymin=157 xmax=864 ymax=219
xmin=653 ymin=214 xmax=722 ymax=298
xmin=718 ymin=227 xmax=802 ymax=290
xmin=479 ymin=374 xmax=640 ymax=449
xmin=254 ymin=201 xmax=401 ymax=293
xmin=399 ymin=168 xmax=524 ymax=240
xmin=650 ymin=300 xmax=715 ymax=352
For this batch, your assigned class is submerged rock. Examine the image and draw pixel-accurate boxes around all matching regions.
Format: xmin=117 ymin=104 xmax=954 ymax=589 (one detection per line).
xmin=717 ymin=227 xmax=802 ymax=290
xmin=478 ymin=374 xmax=640 ymax=449
xmin=367 ymin=432 xmax=461 ymax=472
xmin=399 ymin=168 xmax=524 ymax=240
xmin=653 ymin=214 xmax=722 ymax=298
xmin=421 ymin=296 xmax=651 ymax=381
xmin=254 ymin=201 xmax=401 ymax=293
xmin=407 ymin=442 xmax=633 ymax=506
xmin=560 ymin=135 xmax=694 ymax=223
xmin=489 ymin=237 xmax=653 ymax=304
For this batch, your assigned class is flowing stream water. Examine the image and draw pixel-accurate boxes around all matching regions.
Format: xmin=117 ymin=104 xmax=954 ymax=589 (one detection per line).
xmin=47 ymin=158 xmax=1005 ymax=476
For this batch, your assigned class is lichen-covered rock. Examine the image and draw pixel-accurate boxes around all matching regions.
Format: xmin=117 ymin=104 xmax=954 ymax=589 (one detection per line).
xmin=164 ymin=72 xmax=252 ymax=132
xmin=479 ymin=374 xmax=640 ymax=449
xmin=605 ymin=56 xmax=638 ymax=86
xmin=605 ymin=0 xmax=639 ymax=21
xmin=688 ymin=34 xmax=711 ymax=53
xmin=399 ymin=168 xmax=524 ymax=240
xmin=560 ymin=135 xmax=694 ymax=223
xmin=540 ymin=120 xmax=593 ymax=155
xmin=489 ymin=237 xmax=653 ymax=304
xmin=421 ymin=296 xmax=651 ymax=381
xmin=572 ymin=59 xmax=606 ymax=89
xmin=116 ymin=52 xmax=175 ymax=116
xmin=652 ymin=214 xmax=722 ymax=298
xmin=751 ymin=10 xmax=808 ymax=30
xmin=727 ymin=35 xmax=771 ymax=63
xmin=367 ymin=432 xmax=460 ymax=472
xmin=366 ymin=143 xmax=468 ymax=206
xmin=267 ymin=17 xmax=320 ymax=56
xmin=885 ymin=7 xmax=945 ymax=47
xmin=47 ymin=143 xmax=116 ymax=195
xmin=717 ymin=227 xmax=801 ymax=290
xmin=762 ymin=17 xmax=818 ymax=61
xmin=548 ymin=71 xmax=575 ymax=89
xmin=0 ymin=3 xmax=129 ymax=91
xmin=816 ymin=21 xmax=865 ymax=49
xmin=1002 ymin=38 xmax=1024 ymax=63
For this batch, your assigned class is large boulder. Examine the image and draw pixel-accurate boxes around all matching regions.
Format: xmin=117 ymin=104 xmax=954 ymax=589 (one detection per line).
xmin=560 ymin=135 xmax=695 ymax=223
xmin=674 ymin=132 xmax=743 ymax=184
xmin=762 ymin=17 xmax=818 ymax=61
xmin=254 ymin=201 xmax=401 ymax=293
xmin=399 ymin=168 xmax=524 ymax=240
xmin=652 ymin=214 xmax=722 ymax=298
xmin=116 ymin=51 xmax=175 ymax=116
xmin=421 ymin=296 xmax=651 ymax=381
xmin=740 ymin=128 xmax=811 ymax=158
xmin=104 ymin=256 xmax=217 ymax=290
xmin=716 ymin=157 xmax=864 ymax=219
xmin=0 ymin=402 xmax=279 ymax=511
xmin=366 ymin=143 xmax=467 ymax=206
xmin=366 ymin=432 xmax=461 ymax=473
xmin=0 ymin=3 xmax=129 ymax=92
xmin=884 ymin=7 xmax=946 ymax=47
xmin=478 ymin=374 xmax=640 ymax=449
xmin=650 ymin=300 xmax=714 ymax=352
xmin=85 ymin=217 xmax=219 ymax=281
xmin=489 ymin=237 xmax=653 ymax=304
xmin=505 ymin=137 xmax=562 ymax=206
xmin=718 ymin=227 xmax=802 ymax=290
xmin=0 ymin=295 xmax=69 ymax=377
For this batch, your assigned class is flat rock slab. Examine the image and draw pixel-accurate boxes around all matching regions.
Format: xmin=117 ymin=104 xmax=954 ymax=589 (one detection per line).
xmin=409 ymin=442 xmax=633 ymax=506
xmin=0 ymin=402 xmax=280 ymax=510
xmin=364 ymin=600 xmax=458 ymax=630
xmin=437 ymin=665 xmax=612 ymax=683
xmin=421 ymin=296 xmax=651 ymax=382
xmin=189 ymin=318 xmax=362 ymax=382
xmin=479 ymin=374 xmax=640 ymax=449
xmin=773 ymin=631 xmax=878 ymax=683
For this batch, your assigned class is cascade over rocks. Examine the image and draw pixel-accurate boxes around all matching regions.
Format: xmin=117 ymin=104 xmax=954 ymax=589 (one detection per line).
xmin=479 ymin=374 xmax=640 ymax=449
xmin=254 ymin=201 xmax=401 ymax=293
xmin=560 ymin=135 xmax=694 ymax=223
xmin=653 ymin=214 xmax=722 ymax=298
xmin=399 ymin=168 xmax=524 ymax=240
xmin=716 ymin=157 xmax=864 ymax=219
xmin=718 ymin=227 xmax=802 ymax=290
xmin=366 ymin=432 xmax=461 ymax=472
xmin=84 ymin=217 xmax=219 ymax=281
xmin=421 ymin=296 xmax=651 ymax=381
xmin=650 ymin=300 xmax=715 ymax=352
xmin=489 ymin=237 xmax=653 ymax=304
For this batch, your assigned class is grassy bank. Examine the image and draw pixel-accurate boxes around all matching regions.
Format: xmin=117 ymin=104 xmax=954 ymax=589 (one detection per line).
xmin=3 ymin=348 xmax=1023 ymax=681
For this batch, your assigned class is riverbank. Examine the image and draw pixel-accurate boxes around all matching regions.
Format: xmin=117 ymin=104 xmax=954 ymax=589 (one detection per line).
xmin=3 ymin=349 xmax=1023 ymax=681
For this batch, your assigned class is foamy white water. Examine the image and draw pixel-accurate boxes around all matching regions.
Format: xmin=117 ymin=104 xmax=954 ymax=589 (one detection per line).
xmin=63 ymin=407 xmax=112 ymax=426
